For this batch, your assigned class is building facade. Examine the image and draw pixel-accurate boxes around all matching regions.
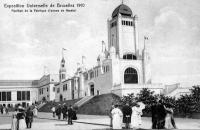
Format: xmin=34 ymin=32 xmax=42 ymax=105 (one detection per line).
xmin=0 ymin=80 xmax=38 ymax=107
xmin=0 ymin=3 xmax=193 ymax=105
xmin=54 ymin=3 xmax=164 ymax=101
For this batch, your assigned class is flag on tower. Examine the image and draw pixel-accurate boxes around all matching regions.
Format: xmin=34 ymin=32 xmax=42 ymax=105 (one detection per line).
xmin=62 ymin=48 xmax=67 ymax=50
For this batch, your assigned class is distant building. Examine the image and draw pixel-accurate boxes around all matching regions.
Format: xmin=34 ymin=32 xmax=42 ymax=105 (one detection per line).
xmin=37 ymin=74 xmax=59 ymax=102
xmin=0 ymin=74 xmax=59 ymax=107
xmin=0 ymin=80 xmax=38 ymax=107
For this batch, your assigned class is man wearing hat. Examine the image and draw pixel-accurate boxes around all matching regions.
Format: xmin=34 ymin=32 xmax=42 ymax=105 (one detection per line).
xmin=122 ymin=102 xmax=132 ymax=129
xmin=56 ymin=104 xmax=62 ymax=120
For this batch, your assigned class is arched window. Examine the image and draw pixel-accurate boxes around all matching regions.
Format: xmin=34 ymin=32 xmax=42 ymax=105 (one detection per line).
xmin=123 ymin=54 xmax=137 ymax=60
xmin=124 ymin=67 xmax=138 ymax=83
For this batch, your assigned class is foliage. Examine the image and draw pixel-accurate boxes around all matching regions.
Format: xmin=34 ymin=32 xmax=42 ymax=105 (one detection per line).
xmin=190 ymin=86 xmax=200 ymax=113
xmin=176 ymin=94 xmax=193 ymax=115
xmin=120 ymin=93 xmax=135 ymax=106
xmin=119 ymin=85 xmax=200 ymax=117
xmin=136 ymin=88 xmax=158 ymax=113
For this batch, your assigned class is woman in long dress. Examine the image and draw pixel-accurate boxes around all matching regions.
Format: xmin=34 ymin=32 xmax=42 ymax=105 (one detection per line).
xmin=11 ymin=110 xmax=18 ymax=130
xmin=164 ymin=103 xmax=177 ymax=129
xmin=131 ymin=103 xmax=143 ymax=129
xmin=111 ymin=104 xmax=123 ymax=129
xmin=33 ymin=106 xmax=38 ymax=117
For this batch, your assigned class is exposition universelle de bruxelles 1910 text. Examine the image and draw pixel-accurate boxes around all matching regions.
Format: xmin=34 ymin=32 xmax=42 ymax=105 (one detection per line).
xmin=3 ymin=3 xmax=85 ymax=13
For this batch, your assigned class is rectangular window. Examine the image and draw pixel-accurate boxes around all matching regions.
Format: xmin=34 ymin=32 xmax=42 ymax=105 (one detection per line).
xmin=7 ymin=92 xmax=11 ymax=101
xmin=0 ymin=92 xmax=1 ymax=101
xmin=126 ymin=21 xmax=128 ymax=25
xmin=53 ymin=87 xmax=55 ymax=92
xmin=22 ymin=91 xmax=25 ymax=100
xmin=63 ymin=85 xmax=65 ymax=91
xmin=65 ymin=84 xmax=67 ymax=91
xmin=47 ymin=87 xmax=49 ymax=92
xmin=57 ymin=88 xmax=60 ymax=93
xmin=2 ymin=92 xmax=6 ymax=101
xmin=84 ymin=73 xmax=88 ymax=80
xmin=27 ymin=91 xmax=30 ymax=100
xmin=17 ymin=91 xmax=21 ymax=101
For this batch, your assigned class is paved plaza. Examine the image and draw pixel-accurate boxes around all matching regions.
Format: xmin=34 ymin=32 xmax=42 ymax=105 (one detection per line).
xmin=0 ymin=112 xmax=200 ymax=130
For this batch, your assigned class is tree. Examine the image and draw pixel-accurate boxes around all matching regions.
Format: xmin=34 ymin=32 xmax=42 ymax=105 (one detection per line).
xmin=120 ymin=93 xmax=135 ymax=106
xmin=176 ymin=94 xmax=193 ymax=116
xmin=136 ymin=88 xmax=158 ymax=114
xmin=190 ymin=86 xmax=200 ymax=113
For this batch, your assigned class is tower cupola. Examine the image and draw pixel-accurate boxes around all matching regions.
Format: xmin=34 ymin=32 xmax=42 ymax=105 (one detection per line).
xmin=112 ymin=4 xmax=133 ymax=18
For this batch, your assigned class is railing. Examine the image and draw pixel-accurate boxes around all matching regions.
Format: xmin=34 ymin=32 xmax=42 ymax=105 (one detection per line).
xmin=37 ymin=102 xmax=46 ymax=109
xmin=74 ymin=96 xmax=94 ymax=107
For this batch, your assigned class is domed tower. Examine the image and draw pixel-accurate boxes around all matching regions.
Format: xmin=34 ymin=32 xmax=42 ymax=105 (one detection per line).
xmin=107 ymin=3 xmax=139 ymax=59
xmin=59 ymin=57 xmax=66 ymax=82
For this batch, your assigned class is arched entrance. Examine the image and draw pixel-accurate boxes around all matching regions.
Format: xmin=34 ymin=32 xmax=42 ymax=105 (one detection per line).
xmin=89 ymin=84 xmax=94 ymax=96
xmin=60 ymin=94 xmax=63 ymax=102
xmin=124 ymin=67 xmax=138 ymax=83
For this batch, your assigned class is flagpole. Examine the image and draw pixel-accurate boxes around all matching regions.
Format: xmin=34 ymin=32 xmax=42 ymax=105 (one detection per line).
xmin=144 ymin=36 xmax=146 ymax=50
xmin=62 ymin=48 xmax=64 ymax=58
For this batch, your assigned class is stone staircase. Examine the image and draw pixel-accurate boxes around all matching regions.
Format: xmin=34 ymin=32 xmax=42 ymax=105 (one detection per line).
xmin=74 ymin=96 xmax=94 ymax=107
xmin=37 ymin=102 xmax=46 ymax=109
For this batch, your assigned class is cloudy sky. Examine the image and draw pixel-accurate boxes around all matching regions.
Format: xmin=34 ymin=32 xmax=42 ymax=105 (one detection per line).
xmin=0 ymin=0 xmax=200 ymax=86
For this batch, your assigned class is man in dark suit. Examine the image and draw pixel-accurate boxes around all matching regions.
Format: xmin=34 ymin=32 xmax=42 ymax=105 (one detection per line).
xmin=156 ymin=99 xmax=166 ymax=129
xmin=67 ymin=105 xmax=73 ymax=125
xmin=151 ymin=102 xmax=158 ymax=129
xmin=62 ymin=104 xmax=68 ymax=120
xmin=56 ymin=104 xmax=62 ymax=120
xmin=25 ymin=107 xmax=34 ymax=128
xmin=122 ymin=103 xmax=132 ymax=129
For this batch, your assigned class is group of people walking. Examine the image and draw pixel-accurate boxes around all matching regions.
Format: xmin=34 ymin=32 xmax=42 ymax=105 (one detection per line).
xmin=110 ymin=99 xmax=177 ymax=129
xmin=11 ymin=105 xmax=36 ymax=130
xmin=151 ymin=99 xmax=177 ymax=129
xmin=0 ymin=105 xmax=9 ymax=115
xmin=110 ymin=102 xmax=144 ymax=129
xmin=51 ymin=104 xmax=77 ymax=125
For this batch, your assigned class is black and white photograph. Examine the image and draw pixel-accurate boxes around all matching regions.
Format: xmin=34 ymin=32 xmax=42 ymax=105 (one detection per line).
xmin=0 ymin=0 xmax=200 ymax=129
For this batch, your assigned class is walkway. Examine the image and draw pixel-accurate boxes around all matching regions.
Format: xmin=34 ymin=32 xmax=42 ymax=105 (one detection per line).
xmin=0 ymin=112 xmax=199 ymax=130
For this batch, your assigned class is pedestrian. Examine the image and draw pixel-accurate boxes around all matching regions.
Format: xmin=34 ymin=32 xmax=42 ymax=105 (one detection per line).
xmin=151 ymin=102 xmax=157 ymax=129
xmin=0 ymin=105 xmax=3 ymax=114
xmin=156 ymin=99 xmax=167 ymax=129
xmin=56 ymin=104 xmax=62 ymax=120
xmin=131 ymin=102 xmax=143 ymax=129
xmin=51 ymin=106 xmax=56 ymax=118
xmin=164 ymin=103 xmax=177 ymax=129
xmin=122 ymin=102 xmax=132 ymax=129
xmin=67 ymin=105 xmax=73 ymax=125
xmin=3 ymin=106 xmax=6 ymax=114
xmin=62 ymin=104 xmax=68 ymax=120
xmin=33 ymin=106 xmax=38 ymax=117
xmin=72 ymin=107 xmax=77 ymax=120
xmin=109 ymin=104 xmax=115 ymax=128
xmin=111 ymin=104 xmax=123 ymax=129
xmin=5 ymin=106 xmax=9 ymax=114
xmin=25 ymin=107 xmax=34 ymax=129
xmin=16 ymin=106 xmax=26 ymax=130
xmin=11 ymin=109 xmax=18 ymax=130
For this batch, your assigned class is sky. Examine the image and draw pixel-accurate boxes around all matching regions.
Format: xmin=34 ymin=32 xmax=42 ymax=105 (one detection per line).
xmin=0 ymin=0 xmax=200 ymax=86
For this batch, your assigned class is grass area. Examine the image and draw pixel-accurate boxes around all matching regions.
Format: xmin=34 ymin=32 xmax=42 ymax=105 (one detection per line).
xmin=77 ymin=93 xmax=121 ymax=115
